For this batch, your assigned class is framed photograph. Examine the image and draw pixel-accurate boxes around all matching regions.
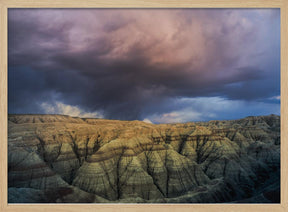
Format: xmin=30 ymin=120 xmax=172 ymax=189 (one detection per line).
xmin=0 ymin=0 xmax=287 ymax=211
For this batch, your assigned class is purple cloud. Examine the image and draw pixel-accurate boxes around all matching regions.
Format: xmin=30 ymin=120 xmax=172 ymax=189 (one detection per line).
xmin=8 ymin=9 xmax=280 ymax=121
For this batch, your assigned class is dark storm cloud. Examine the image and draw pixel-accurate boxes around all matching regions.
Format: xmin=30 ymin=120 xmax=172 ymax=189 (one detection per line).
xmin=8 ymin=9 xmax=280 ymax=120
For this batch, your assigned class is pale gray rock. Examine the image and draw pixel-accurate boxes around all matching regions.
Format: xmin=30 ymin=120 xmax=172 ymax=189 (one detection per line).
xmin=8 ymin=114 xmax=280 ymax=203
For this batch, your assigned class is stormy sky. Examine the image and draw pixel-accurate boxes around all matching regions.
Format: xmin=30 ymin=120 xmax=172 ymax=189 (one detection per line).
xmin=8 ymin=9 xmax=280 ymax=123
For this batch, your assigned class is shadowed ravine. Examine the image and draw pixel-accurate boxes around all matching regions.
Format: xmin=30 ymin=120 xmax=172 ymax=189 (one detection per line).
xmin=8 ymin=114 xmax=280 ymax=203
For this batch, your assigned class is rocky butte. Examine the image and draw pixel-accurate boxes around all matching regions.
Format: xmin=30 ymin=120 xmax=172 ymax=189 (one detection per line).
xmin=8 ymin=114 xmax=280 ymax=203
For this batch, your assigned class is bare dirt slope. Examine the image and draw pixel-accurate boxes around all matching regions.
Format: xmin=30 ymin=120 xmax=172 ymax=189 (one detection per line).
xmin=8 ymin=114 xmax=280 ymax=203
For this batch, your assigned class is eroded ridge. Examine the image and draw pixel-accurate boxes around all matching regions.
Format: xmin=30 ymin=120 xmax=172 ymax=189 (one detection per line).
xmin=8 ymin=114 xmax=280 ymax=203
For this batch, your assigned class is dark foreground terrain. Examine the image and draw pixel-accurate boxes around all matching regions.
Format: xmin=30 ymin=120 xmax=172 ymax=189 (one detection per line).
xmin=8 ymin=114 xmax=280 ymax=203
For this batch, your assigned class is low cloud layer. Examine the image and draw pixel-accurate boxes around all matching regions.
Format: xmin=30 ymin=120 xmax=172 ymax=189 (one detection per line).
xmin=41 ymin=101 xmax=103 ymax=118
xmin=145 ymin=97 xmax=280 ymax=123
xmin=8 ymin=9 xmax=280 ymax=122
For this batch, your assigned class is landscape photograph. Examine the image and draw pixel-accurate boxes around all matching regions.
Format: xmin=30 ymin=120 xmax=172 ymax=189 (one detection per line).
xmin=8 ymin=8 xmax=280 ymax=203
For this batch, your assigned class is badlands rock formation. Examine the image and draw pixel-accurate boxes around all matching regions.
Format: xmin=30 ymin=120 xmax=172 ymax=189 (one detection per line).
xmin=8 ymin=114 xmax=280 ymax=203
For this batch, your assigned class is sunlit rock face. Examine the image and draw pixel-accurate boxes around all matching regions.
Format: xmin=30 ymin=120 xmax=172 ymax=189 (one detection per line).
xmin=8 ymin=114 xmax=280 ymax=203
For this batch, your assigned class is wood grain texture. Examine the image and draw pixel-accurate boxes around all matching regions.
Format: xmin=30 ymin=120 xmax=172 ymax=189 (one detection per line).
xmin=281 ymin=0 xmax=288 ymax=210
xmin=0 ymin=0 xmax=284 ymax=8
xmin=0 ymin=2 xmax=8 ymax=212
xmin=0 ymin=0 xmax=287 ymax=211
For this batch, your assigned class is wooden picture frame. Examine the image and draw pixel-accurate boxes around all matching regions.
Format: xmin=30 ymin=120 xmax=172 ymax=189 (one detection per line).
xmin=0 ymin=0 xmax=287 ymax=211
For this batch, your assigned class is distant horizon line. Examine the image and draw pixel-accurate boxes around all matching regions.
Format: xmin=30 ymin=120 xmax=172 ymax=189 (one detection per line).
xmin=8 ymin=113 xmax=280 ymax=124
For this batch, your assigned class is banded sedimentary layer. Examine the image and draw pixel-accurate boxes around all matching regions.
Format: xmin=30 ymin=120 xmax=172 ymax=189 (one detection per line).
xmin=8 ymin=114 xmax=280 ymax=203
